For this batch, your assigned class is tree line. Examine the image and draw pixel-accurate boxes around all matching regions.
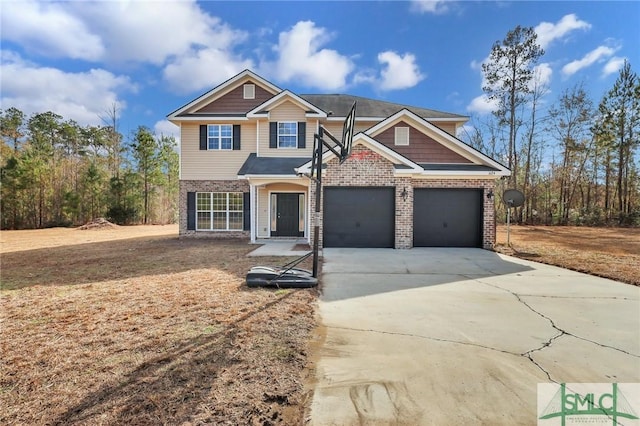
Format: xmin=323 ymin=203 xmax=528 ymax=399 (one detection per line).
xmin=0 ymin=106 xmax=178 ymax=229
xmin=465 ymin=26 xmax=639 ymax=226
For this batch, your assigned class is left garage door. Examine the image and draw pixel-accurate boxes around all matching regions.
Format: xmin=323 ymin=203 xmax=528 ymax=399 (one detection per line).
xmin=323 ymin=187 xmax=395 ymax=248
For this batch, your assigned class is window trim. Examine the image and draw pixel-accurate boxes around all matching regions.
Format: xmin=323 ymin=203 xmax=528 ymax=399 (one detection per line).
xmin=243 ymin=83 xmax=255 ymax=99
xmin=277 ymin=121 xmax=298 ymax=149
xmin=395 ymin=126 xmax=410 ymax=146
xmin=207 ymin=124 xmax=233 ymax=150
xmin=196 ymin=192 xmax=243 ymax=231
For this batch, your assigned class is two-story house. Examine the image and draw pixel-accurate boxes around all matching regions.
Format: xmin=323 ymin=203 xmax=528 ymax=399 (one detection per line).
xmin=167 ymin=70 xmax=510 ymax=249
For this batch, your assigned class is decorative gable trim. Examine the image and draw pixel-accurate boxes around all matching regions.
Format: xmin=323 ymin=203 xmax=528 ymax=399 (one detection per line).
xmin=295 ymin=133 xmax=422 ymax=175
xmin=167 ymin=70 xmax=281 ymax=120
xmin=247 ymin=90 xmax=327 ymax=119
xmin=366 ymin=109 xmax=510 ymax=175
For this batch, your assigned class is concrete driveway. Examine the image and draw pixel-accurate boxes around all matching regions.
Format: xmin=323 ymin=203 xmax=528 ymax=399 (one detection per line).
xmin=308 ymin=248 xmax=640 ymax=425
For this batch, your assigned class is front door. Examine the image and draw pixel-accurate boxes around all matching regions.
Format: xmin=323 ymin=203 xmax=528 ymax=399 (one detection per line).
xmin=273 ymin=193 xmax=302 ymax=237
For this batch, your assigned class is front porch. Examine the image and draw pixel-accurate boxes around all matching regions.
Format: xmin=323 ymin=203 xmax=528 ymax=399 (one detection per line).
xmin=247 ymin=179 xmax=311 ymax=244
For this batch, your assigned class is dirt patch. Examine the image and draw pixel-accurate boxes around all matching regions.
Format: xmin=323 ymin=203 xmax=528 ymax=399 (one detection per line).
xmin=0 ymin=226 xmax=317 ymax=425
xmin=77 ymin=217 xmax=119 ymax=230
xmin=495 ymin=225 xmax=639 ymax=286
xmin=293 ymin=243 xmax=312 ymax=251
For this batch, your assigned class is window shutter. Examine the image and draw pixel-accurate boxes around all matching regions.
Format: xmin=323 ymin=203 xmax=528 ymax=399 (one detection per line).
xmin=297 ymin=122 xmax=306 ymax=149
xmin=233 ymin=125 xmax=241 ymax=150
xmin=269 ymin=122 xmax=277 ymax=148
xmin=199 ymin=125 xmax=207 ymax=150
xmin=187 ymin=192 xmax=196 ymax=230
xmin=243 ymin=192 xmax=251 ymax=231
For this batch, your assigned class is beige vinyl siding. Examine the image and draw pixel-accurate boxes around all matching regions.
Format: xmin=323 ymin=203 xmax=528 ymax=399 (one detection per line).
xmin=432 ymin=122 xmax=457 ymax=136
xmin=257 ymin=187 xmax=269 ymax=237
xmin=322 ymin=121 xmax=376 ymax=139
xmin=181 ymin=122 xmax=256 ymax=180
xmin=259 ymin=101 xmax=314 ymax=158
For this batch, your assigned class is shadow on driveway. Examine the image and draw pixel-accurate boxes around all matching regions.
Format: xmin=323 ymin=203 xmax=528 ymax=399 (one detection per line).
xmin=319 ymin=247 xmax=534 ymax=302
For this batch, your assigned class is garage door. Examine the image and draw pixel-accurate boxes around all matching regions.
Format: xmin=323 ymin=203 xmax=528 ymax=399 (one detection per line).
xmin=324 ymin=187 xmax=395 ymax=248
xmin=413 ymin=188 xmax=482 ymax=247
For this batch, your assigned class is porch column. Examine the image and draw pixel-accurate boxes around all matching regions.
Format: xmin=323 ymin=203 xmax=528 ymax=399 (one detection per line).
xmin=306 ymin=185 xmax=312 ymax=244
xmin=250 ymin=183 xmax=256 ymax=243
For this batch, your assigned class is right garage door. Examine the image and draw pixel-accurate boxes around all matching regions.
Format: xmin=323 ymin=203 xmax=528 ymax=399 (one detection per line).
xmin=413 ymin=188 xmax=483 ymax=247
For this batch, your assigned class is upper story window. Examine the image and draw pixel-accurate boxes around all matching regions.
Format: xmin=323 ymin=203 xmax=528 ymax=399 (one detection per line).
xmin=208 ymin=124 xmax=233 ymax=150
xmin=395 ymin=126 xmax=409 ymax=146
xmin=243 ymin=84 xmax=255 ymax=99
xmin=278 ymin=122 xmax=298 ymax=148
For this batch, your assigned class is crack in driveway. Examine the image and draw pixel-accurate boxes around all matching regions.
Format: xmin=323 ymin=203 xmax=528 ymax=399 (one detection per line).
xmin=472 ymin=278 xmax=640 ymax=381
xmin=325 ymin=324 xmax=519 ymax=357
xmin=324 ymin=273 xmax=638 ymax=384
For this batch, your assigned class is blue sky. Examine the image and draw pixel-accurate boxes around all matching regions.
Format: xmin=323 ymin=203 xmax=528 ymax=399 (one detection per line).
xmin=1 ymin=0 xmax=638 ymax=144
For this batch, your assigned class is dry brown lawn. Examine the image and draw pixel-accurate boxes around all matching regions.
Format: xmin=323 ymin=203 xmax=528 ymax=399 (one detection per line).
xmin=495 ymin=225 xmax=640 ymax=286
xmin=0 ymin=225 xmax=317 ymax=425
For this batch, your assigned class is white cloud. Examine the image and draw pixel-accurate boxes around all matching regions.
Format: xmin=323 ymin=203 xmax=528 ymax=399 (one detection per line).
xmin=154 ymin=120 xmax=180 ymax=148
xmin=562 ymin=45 xmax=619 ymax=76
xmin=377 ymin=51 xmax=425 ymax=91
xmin=0 ymin=0 xmax=104 ymax=60
xmin=534 ymin=14 xmax=591 ymax=50
xmin=466 ymin=94 xmax=499 ymax=115
xmin=410 ymin=0 xmax=451 ymax=15
xmin=602 ymin=56 xmax=627 ymax=77
xmin=267 ymin=21 xmax=353 ymax=91
xmin=1 ymin=0 xmax=248 ymax=68
xmin=163 ymin=48 xmax=254 ymax=94
xmin=531 ymin=63 xmax=553 ymax=91
xmin=0 ymin=51 xmax=134 ymax=126
xmin=70 ymin=0 xmax=242 ymax=65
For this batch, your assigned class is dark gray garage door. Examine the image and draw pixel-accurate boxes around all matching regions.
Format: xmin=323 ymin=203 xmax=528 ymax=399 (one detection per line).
xmin=324 ymin=187 xmax=395 ymax=248
xmin=413 ymin=188 xmax=482 ymax=247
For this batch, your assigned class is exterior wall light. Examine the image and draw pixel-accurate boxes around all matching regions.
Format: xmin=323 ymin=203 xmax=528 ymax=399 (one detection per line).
xmin=486 ymin=190 xmax=494 ymax=200
xmin=401 ymin=187 xmax=409 ymax=201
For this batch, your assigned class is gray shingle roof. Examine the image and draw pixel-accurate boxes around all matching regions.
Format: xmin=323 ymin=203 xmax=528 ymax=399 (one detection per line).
xmin=238 ymin=153 xmax=310 ymax=175
xmin=299 ymin=94 xmax=467 ymax=120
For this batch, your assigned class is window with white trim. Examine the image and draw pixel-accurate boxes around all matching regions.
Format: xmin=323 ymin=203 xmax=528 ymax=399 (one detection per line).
xmin=395 ymin=126 xmax=410 ymax=146
xmin=243 ymin=84 xmax=255 ymax=99
xmin=208 ymin=124 xmax=233 ymax=150
xmin=278 ymin=122 xmax=298 ymax=148
xmin=196 ymin=192 xmax=243 ymax=230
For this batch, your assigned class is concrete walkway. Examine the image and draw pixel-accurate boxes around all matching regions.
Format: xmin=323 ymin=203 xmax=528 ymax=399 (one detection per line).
xmin=308 ymin=248 xmax=640 ymax=425
xmin=247 ymin=240 xmax=311 ymax=257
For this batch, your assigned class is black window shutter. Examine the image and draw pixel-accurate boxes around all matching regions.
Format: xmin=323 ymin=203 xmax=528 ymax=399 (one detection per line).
xmin=243 ymin=192 xmax=251 ymax=231
xmin=269 ymin=122 xmax=277 ymax=148
xmin=187 ymin=192 xmax=196 ymax=230
xmin=199 ymin=125 xmax=207 ymax=150
xmin=297 ymin=122 xmax=306 ymax=148
xmin=233 ymin=125 xmax=241 ymax=150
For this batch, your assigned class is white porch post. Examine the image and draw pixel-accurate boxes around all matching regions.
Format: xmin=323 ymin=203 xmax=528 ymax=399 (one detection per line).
xmin=306 ymin=182 xmax=312 ymax=244
xmin=250 ymin=183 xmax=256 ymax=243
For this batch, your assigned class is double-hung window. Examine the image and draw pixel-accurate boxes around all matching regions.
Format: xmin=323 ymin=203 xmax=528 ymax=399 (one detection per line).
xmin=278 ymin=122 xmax=298 ymax=148
xmin=196 ymin=192 xmax=243 ymax=230
xmin=208 ymin=124 xmax=233 ymax=150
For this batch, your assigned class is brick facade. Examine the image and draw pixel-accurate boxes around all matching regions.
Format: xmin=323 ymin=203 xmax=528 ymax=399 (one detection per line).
xmin=180 ymin=145 xmax=497 ymax=249
xmin=310 ymin=144 xmax=496 ymax=250
xmin=179 ymin=180 xmax=250 ymax=238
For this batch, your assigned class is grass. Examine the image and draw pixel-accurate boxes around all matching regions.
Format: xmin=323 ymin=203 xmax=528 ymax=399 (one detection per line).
xmin=0 ymin=225 xmax=317 ymax=425
xmin=495 ymin=225 xmax=640 ymax=286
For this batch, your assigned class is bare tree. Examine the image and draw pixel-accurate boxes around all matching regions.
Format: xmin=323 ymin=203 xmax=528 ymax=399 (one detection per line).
xmin=482 ymin=25 xmax=544 ymax=188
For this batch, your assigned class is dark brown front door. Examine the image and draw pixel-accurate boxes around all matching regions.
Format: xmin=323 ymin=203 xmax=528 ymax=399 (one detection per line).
xmin=273 ymin=193 xmax=302 ymax=237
